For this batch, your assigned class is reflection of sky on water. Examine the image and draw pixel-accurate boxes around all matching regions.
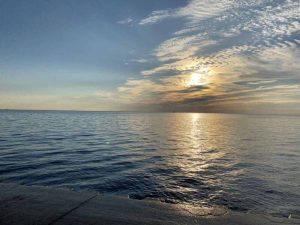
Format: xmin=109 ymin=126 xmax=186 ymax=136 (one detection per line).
xmin=0 ymin=111 xmax=299 ymax=217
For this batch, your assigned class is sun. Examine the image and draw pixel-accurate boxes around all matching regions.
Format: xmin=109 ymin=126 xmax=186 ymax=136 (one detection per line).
xmin=188 ymin=73 xmax=203 ymax=87
xmin=186 ymin=66 xmax=211 ymax=87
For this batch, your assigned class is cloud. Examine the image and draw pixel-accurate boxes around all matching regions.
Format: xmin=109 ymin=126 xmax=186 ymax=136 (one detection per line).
xmin=117 ymin=17 xmax=133 ymax=25
xmin=139 ymin=10 xmax=174 ymax=25
xmin=118 ymin=0 xmax=300 ymax=113
xmin=95 ymin=90 xmax=115 ymax=98
xmin=118 ymin=43 xmax=300 ymax=113
xmin=139 ymin=0 xmax=233 ymax=25
xmin=154 ymin=35 xmax=217 ymax=62
xmin=129 ymin=58 xmax=148 ymax=63
xmin=139 ymin=0 xmax=299 ymax=68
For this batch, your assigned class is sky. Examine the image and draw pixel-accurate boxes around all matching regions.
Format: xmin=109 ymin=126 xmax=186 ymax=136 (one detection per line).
xmin=0 ymin=0 xmax=299 ymax=114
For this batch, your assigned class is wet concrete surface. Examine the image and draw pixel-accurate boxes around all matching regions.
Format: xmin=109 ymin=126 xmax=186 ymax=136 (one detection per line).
xmin=0 ymin=183 xmax=298 ymax=225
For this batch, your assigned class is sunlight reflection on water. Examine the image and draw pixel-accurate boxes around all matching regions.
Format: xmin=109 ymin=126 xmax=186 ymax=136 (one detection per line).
xmin=0 ymin=111 xmax=299 ymax=218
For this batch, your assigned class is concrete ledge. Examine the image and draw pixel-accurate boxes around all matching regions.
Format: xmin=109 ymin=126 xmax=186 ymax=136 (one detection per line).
xmin=0 ymin=183 xmax=298 ymax=225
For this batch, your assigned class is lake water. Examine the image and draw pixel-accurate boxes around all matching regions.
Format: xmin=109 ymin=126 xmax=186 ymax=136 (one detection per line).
xmin=0 ymin=110 xmax=299 ymax=218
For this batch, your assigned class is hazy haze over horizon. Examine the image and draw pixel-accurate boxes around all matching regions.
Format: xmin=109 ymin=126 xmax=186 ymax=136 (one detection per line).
xmin=0 ymin=0 xmax=299 ymax=114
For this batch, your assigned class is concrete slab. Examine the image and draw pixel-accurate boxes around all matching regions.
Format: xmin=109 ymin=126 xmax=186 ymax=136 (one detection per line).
xmin=54 ymin=195 xmax=291 ymax=225
xmin=0 ymin=183 xmax=298 ymax=225
xmin=0 ymin=183 xmax=96 ymax=225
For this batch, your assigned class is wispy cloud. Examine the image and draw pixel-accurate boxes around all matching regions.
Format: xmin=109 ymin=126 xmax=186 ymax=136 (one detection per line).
xmin=117 ymin=17 xmax=133 ymax=25
xmin=115 ymin=0 xmax=300 ymax=113
xmin=139 ymin=0 xmax=233 ymax=25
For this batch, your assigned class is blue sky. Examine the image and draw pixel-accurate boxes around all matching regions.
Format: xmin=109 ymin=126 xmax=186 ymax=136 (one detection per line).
xmin=0 ymin=0 xmax=299 ymax=114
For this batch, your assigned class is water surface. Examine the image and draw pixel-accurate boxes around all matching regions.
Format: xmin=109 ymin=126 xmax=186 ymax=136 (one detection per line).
xmin=0 ymin=110 xmax=299 ymax=217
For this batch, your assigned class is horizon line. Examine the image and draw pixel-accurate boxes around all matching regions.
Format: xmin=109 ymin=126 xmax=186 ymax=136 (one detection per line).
xmin=0 ymin=108 xmax=299 ymax=117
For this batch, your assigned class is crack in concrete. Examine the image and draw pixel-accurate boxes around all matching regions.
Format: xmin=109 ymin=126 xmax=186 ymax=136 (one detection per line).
xmin=47 ymin=194 xmax=98 ymax=225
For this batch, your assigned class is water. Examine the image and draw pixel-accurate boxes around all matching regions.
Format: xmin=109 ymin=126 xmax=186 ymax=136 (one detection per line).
xmin=0 ymin=110 xmax=299 ymax=217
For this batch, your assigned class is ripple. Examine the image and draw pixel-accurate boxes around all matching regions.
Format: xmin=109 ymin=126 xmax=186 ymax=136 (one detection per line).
xmin=0 ymin=111 xmax=299 ymax=218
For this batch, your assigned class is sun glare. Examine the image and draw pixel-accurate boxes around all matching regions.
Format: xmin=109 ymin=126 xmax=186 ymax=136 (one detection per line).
xmin=186 ymin=66 xmax=211 ymax=87
xmin=188 ymin=73 xmax=203 ymax=87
